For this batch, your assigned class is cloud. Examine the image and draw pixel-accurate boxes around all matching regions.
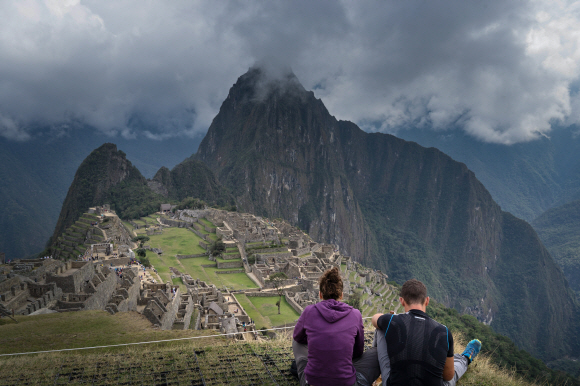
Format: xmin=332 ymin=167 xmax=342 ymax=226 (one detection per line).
xmin=0 ymin=0 xmax=580 ymax=144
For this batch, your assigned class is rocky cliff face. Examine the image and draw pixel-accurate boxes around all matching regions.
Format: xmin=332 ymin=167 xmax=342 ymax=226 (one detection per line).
xmin=196 ymin=67 xmax=580 ymax=360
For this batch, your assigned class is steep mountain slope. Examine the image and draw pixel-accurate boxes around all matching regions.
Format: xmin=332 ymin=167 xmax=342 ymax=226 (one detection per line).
xmin=397 ymin=127 xmax=580 ymax=222
xmin=50 ymin=143 xmax=164 ymax=243
xmin=533 ymin=199 xmax=580 ymax=296
xmin=149 ymin=158 xmax=235 ymax=207
xmin=195 ymin=67 xmax=580 ymax=360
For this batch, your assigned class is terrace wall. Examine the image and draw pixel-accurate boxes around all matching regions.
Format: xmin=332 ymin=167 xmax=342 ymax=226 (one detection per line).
xmin=177 ymin=253 xmax=207 ymax=259
xmin=216 ymin=269 xmax=245 ymax=274
xmin=216 ymin=260 xmax=243 ymax=269
xmin=284 ymin=291 xmax=303 ymax=314
xmin=159 ymin=217 xmax=187 ymax=228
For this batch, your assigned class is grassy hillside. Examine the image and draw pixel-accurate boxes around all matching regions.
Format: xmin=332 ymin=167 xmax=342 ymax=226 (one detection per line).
xmin=0 ymin=310 xmax=568 ymax=386
xmin=0 ymin=310 xmax=217 ymax=355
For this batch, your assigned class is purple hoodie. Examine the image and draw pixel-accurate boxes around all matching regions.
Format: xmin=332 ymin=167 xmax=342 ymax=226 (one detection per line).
xmin=293 ymin=299 xmax=364 ymax=386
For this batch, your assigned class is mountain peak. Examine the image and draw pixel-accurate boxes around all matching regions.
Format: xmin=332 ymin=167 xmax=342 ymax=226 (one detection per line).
xmin=232 ymin=62 xmax=307 ymax=103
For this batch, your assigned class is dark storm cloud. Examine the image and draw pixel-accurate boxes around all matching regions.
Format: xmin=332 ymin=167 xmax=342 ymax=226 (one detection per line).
xmin=0 ymin=0 xmax=578 ymax=144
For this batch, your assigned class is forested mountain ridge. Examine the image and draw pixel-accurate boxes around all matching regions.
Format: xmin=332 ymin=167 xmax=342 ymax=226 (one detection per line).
xmin=149 ymin=158 xmax=235 ymax=208
xmin=193 ymin=66 xmax=580 ymax=361
xmin=50 ymin=143 xmax=165 ymax=244
xmin=533 ymin=199 xmax=580 ymax=296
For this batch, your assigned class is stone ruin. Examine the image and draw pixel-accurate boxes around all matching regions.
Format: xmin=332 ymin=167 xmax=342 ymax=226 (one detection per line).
xmin=0 ymin=258 xmax=143 ymax=316
xmin=183 ymin=278 xmax=255 ymax=340
xmin=140 ymin=282 xmax=193 ymax=330
xmin=105 ymin=268 xmax=140 ymax=315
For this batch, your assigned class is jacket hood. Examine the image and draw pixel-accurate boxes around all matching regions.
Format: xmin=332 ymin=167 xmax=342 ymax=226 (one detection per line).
xmin=314 ymin=299 xmax=353 ymax=323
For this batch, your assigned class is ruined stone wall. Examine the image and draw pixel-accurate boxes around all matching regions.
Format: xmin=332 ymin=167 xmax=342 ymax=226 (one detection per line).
xmin=2 ymin=289 xmax=29 ymax=311
xmin=255 ymin=252 xmax=293 ymax=260
xmin=172 ymin=295 xmax=194 ymax=330
xmin=285 ymin=291 xmax=304 ymax=314
xmin=216 ymin=269 xmax=245 ymax=274
xmin=282 ymin=263 xmax=300 ymax=279
xmin=160 ymin=217 xmax=187 ymax=228
xmin=245 ymin=292 xmax=283 ymax=298
xmin=262 ymin=279 xmax=296 ymax=289
xmin=216 ymin=227 xmax=233 ymax=239
xmin=189 ymin=227 xmax=208 ymax=241
xmin=105 ymin=258 xmax=131 ymax=266
xmin=251 ymin=265 xmax=266 ymax=286
xmin=159 ymin=288 xmax=181 ymax=330
xmin=0 ymin=277 xmax=19 ymax=294
xmin=110 ymin=272 xmax=140 ymax=313
xmin=82 ymin=272 xmax=117 ymax=310
xmin=177 ymin=253 xmax=207 ymax=259
xmin=292 ymin=247 xmax=311 ymax=256
xmin=246 ymin=247 xmax=287 ymax=254
xmin=216 ymin=260 xmax=243 ymax=269
xmin=46 ymin=261 xmax=94 ymax=294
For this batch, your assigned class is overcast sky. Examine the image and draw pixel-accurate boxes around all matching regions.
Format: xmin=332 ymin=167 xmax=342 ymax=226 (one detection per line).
xmin=1 ymin=0 xmax=579 ymax=144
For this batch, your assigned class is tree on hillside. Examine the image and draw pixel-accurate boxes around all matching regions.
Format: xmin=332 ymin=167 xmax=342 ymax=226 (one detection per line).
xmin=138 ymin=256 xmax=151 ymax=267
xmin=176 ymin=197 xmax=206 ymax=210
xmin=345 ymin=292 xmax=361 ymax=313
xmin=209 ymin=240 xmax=226 ymax=257
xmin=132 ymin=235 xmax=150 ymax=248
xmin=268 ymin=272 xmax=288 ymax=315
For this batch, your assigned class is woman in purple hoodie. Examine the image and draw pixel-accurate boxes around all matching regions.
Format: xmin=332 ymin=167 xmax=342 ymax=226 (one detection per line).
xmin=293 ymin=267 xmax=380 ymax=386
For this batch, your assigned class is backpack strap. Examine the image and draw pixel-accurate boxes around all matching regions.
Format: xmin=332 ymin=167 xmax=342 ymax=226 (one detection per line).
xmin=384 ymin=314 xmax=395 ymax=338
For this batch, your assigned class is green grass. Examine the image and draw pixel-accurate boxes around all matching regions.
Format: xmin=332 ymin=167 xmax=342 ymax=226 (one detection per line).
xmin=215 ymin=256 xmax=241 ymax=263
xmin=237 ymin=296 xmax=299 ymax=328
xmin=178 ymin=257 xmax=213 ymax=283
xmin=147 ymin=227 xmax=206 ymax=256
xmin=235 ymin=294 xmax=271 ymax=328
xmin=0 ymin=329 xmax=550 ymax=386
xmin=122 ymin=221 xmax=136 ymax=232
xmin=172 ymin=277 xmax=186 ymax=292
xmin=198 ymin=218 xmax=215 ymax=227
xmin=145 ymin=250 xmax=172 ymax=283
xmin=0 ymin=310 xmax=219 ymax=355
xmin=204 ymin=268 xmax=257 ymax=290
xmin=171 ymin=256 xmax=257 ymax=290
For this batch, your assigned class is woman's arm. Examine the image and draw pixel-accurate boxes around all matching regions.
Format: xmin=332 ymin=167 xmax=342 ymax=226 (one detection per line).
xmin=293 ymin=307 xmax=308 ymax=344
xmin=352 ymin=310 xmax=364 ymax=358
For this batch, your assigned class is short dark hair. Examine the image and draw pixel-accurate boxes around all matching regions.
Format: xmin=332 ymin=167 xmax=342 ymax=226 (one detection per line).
xmin=400 ymin=279 xmax=427 ymax=305
xmin=319 ymin=267 xmax=343 ymax=300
